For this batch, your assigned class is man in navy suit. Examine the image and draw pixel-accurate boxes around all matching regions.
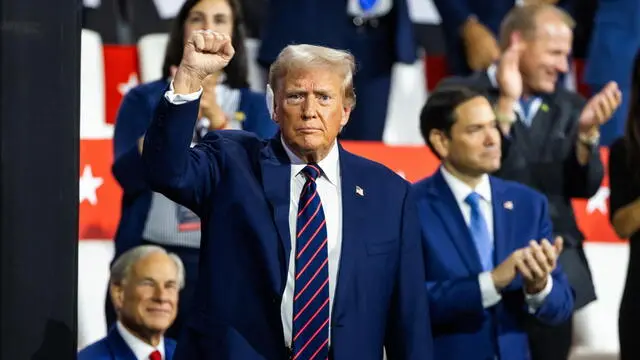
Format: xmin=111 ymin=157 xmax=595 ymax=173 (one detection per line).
xmin=258 ymin=0 xmax=416 ymax=141
xmin=413 ymin=85 xmax=574 ymax=359
xmin=141 ymin=29 xmax=433 ymax=359
xmin=79 ymin=245 xmax=181 ymax=360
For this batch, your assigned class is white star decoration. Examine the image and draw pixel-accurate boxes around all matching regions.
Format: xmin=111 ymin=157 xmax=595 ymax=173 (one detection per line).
xmin=79 ymin=165 xmax=104 ymax=205
xmin=586 ymin=186 xmax=609 ymax=215
xmin=117 ymin=73 xmax=139 ymax=96
xmin=396 ymin=170 xmax=406 ymax=180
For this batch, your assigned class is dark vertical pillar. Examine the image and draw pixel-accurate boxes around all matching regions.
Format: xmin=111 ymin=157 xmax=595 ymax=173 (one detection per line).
xmin=0 ymin=0 xmax=80 ymax=358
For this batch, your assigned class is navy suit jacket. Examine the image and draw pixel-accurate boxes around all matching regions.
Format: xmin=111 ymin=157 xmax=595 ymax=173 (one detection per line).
xmin=584 ymin=0 xmax=640 ymax=86
xmin=258 ymin=0 xmax=416 ymax=73
xmin=78 ymin=326 xmax=177 ymax=360
xmin=434 ymin=0 xmax=576 ymax=75
xmin=413 ymin=170 xmax=574 ymax=360
xmin=140 ymin=94 xmax=433 ymax=359
xmin=111 ymin=79 xmax=277 ymax=257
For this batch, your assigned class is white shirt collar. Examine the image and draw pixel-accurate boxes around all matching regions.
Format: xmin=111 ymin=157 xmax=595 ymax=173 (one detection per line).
xmin=487 ymin=63 xmax=499 ymax=89
xmin=116 ymin=321 xmax=165 ymax=360
xmin=280 ymin=136 xmax=340 ymax=186
xmin=440 ymin=165 xmax=492 ymax=205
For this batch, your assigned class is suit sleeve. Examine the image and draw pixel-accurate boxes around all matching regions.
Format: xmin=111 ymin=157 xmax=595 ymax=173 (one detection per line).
xmin=385 ymin=184 xmax=434 ymax=360
xmin=111 ymin=87 xmax=152 ymax=195
xmin=563 ymin=98 xmax=605 ymax=199
xmin=424 ymin=267 xmax=486 ymax=326
xmin=432 ymin=0 xmax=473 ymax=35
xmin=529 ymin=196 xmax=575 ymax=324
xmin=141 ymin=90 xmax=223 ymax=214
xmin=563 ymin=144 xmax=604 ymax=199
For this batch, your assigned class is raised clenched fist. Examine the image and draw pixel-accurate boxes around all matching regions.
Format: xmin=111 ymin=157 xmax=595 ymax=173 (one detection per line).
xmin=178 ymin=30 xmax=235 ymax=84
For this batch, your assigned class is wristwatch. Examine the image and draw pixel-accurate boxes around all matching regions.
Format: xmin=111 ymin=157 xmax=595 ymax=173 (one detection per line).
xmin=578 ymin=130 xmax=600 ymax=150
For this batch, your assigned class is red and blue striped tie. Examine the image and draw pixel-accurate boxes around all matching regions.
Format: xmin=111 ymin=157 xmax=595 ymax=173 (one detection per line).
xmin=292 ymin=163 xmax=330 ymax=360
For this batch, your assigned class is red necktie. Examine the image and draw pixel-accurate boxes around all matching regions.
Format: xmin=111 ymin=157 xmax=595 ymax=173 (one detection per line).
xmin=149 ymin=350 xmax=162 ymax=360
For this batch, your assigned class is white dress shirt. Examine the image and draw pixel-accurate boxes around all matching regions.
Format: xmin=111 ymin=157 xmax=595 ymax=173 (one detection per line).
xmin=440 ymin=166 xmax=552 ymax=312
xmin=280 ymin=138 xmax=342 ymax=347
xmin=116 ymin=322 xmax=165 ymax=360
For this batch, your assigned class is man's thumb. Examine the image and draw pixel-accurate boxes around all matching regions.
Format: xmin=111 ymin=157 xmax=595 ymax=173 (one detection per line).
xmin=554 ymin=236 xmax=564 ymax=255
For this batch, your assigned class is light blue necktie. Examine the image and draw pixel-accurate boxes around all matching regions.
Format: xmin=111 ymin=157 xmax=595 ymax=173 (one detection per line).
xmin=465 ymin=192 xmax=494 ymax=271
xmin=359 ymin=0 xmax=378 ymax=12
xmin=519 ymin=97 xmax=535 ymax=127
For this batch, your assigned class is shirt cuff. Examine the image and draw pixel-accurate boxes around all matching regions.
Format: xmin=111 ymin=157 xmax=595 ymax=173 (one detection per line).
xmin=524 ymin=275 xmax=554 ymax=314
xmin=478 ymin=271 xmax=502 ymax=308
xmin=164 ymin=80 xmax=203 ymax=104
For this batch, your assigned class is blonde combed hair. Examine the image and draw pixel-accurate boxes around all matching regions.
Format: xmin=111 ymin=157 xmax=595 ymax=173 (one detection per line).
xmin=268 ymin=44 xmax=357 ymax=109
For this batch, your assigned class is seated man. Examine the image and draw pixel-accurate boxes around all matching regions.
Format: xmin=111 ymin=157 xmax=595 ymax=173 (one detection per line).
xmin=413 ymin=85 xmax=574 ymax=360
xmin=79 ymin=245 xmax=183 ymax=360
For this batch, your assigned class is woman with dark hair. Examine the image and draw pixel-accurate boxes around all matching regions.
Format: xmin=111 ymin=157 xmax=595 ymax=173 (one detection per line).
xmin=107 ymin=0 xmax=276 ymax=340
xmin=608 ymin=48 xmax=640 ymax=360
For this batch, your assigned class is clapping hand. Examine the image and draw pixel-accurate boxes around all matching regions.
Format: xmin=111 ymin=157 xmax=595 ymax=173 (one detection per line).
xmin=578 ymin=81 xmax=622 ymax=134
xmin=496 ymin=35 xmax=525 ymax=101
xmin=516 ymin=237 xmax=563 ymax=294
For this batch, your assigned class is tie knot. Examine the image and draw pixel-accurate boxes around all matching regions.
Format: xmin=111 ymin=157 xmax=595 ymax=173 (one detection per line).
xmin=149 ymin=350 xmax=161 ymax=360
xmin=465 ymin=192 xmax=482 ymax=208
xmin=302 ymin=164 xmax=321 ymax=181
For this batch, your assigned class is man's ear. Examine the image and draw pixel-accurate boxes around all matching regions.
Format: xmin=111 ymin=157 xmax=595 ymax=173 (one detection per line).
xmin=340 ymin=106 xmax=352 ymax=128
xmin=110 ymin=283 xmax=125 ymax=312
xmin=266 ymin=84 xmax=277 ymax=123
xmin=429 ymin=129 xmax=449 ymax=159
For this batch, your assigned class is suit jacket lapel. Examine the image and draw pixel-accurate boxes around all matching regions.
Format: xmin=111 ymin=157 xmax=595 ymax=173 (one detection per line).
xmin=332 ymin=147 xmax=367 ymax=324
xmin=164 ymin=340 xmax=175 ymax=360
xmin=260 ymin=135 xmax=292 ymax=293
xmin=490 ymin=177 xmax=513 ymax=264
xmin=427 ymin=170 xmax=483 ymax=272
xmin=106 ymin=326 xmax=137 ymax=360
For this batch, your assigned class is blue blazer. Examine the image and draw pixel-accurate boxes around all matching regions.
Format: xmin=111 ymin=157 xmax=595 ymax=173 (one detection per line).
xmin=258 ymin=0 xmax=416 ymax=72
xmin=584 ymin=0 xmax=640 ymax=86
xmin=78 ymin=326 xmax=176 ymax=360
xmin=140 ymin=95 xmax=434 ymax=359
xmin=434 ymin=0 xmax=575 ymax=75
xmin=413 ymin=170 xmax=574 ymax=360
xmin=111 ymin=79 xmax=277 ymax=256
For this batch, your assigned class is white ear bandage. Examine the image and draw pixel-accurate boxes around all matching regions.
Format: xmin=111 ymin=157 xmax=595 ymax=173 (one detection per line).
xmin=266 ymin=84 xmax=275 ymax=119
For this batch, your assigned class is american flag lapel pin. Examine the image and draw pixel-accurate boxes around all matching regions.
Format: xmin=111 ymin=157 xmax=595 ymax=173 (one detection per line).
xmin=355 ymin=186 xmax=364 ymax=197
xmin=504 ymin=201 xmax=514 ymax=210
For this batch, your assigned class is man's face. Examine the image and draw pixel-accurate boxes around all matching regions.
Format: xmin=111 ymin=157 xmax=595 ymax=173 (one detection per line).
xmin=274 ymin=67 xmax=351 ymax=158
xmin=432 ymin=96 xmax=501 ymax=176
xmin=183 ymin=0 xmax=233 ymax=44
xmin=520 ymin=13 xmax=573 ymax=94
xmin=111 ymin=252 xmax=179 ymax=336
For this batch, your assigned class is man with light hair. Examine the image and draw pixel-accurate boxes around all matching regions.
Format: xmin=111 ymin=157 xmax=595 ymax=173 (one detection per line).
xmin=79 ymin=245 xmax=183 ymax=360
xmin=140 ymin=31 xmax=434 ymax=359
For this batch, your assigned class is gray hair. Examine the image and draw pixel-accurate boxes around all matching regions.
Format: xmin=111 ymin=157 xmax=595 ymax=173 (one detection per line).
xmin=110 ymin=245 xmax=186 ymax=290
xmin=268 ymin=44 xmax=357 ymax=109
